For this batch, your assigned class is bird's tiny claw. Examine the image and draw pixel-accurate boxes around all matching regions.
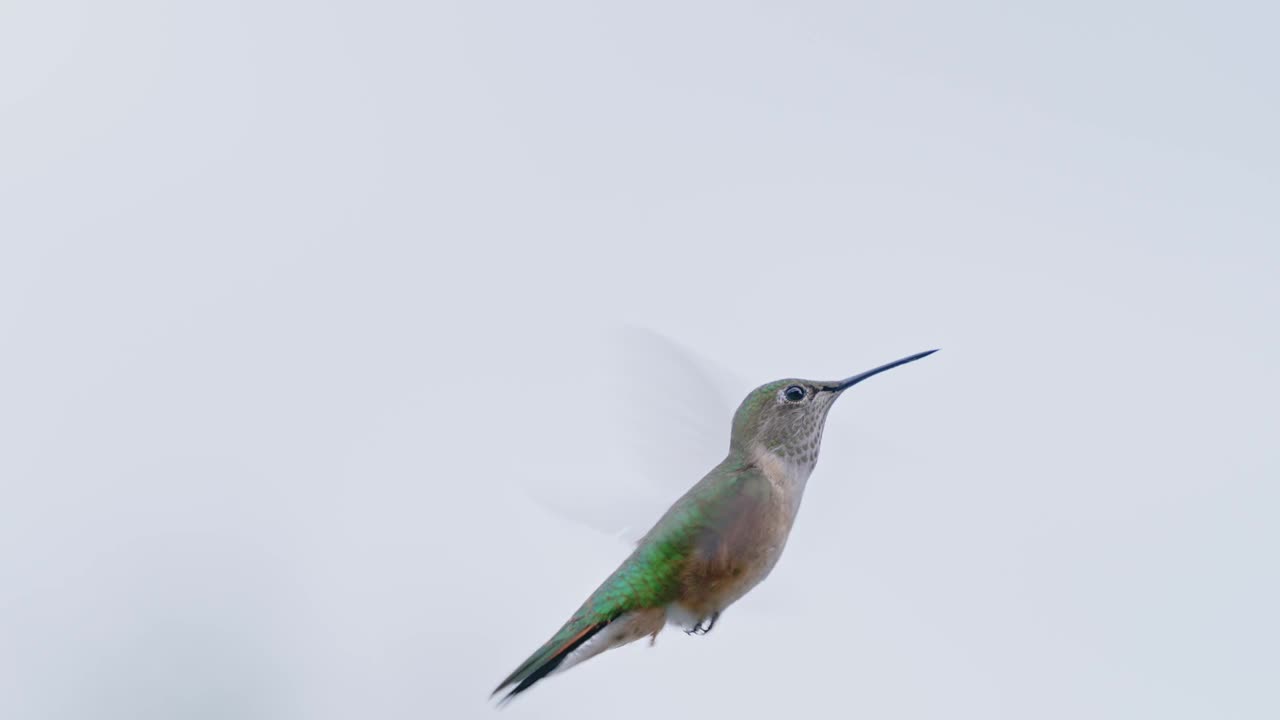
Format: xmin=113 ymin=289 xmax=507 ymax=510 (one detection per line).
xmin=684 ymin=612 xmax=720 ymax=636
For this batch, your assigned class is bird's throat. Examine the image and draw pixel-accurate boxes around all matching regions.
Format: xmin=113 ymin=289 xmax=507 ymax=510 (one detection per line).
xmin=749 ymin=443 xmax=815 ymax=519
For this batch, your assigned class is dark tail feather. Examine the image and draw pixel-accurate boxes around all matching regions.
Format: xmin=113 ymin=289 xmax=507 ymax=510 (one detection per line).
xmin=492 ymin=619 xmax=609 ymax=704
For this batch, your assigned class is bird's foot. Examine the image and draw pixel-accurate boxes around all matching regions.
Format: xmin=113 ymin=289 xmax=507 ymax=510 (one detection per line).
xmin=685 ymin=612 xmax=720 ymax=636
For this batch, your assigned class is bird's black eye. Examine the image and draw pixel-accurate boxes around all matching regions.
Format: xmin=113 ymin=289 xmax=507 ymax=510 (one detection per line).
xmin=783 ymin=385 xmax=806 ymax=402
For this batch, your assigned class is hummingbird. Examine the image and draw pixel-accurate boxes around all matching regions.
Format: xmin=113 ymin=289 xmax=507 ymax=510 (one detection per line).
xmin=493 ymin=349 xmax=937 ymax=703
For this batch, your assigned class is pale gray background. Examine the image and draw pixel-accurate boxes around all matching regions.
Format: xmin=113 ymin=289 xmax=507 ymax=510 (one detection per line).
xmin=2 ymin=2 xmax=1277 ymax=719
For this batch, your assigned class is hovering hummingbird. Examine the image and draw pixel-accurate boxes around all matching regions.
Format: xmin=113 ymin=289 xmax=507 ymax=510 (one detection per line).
xmin=493 ymin=349 xmax=937 ymax=703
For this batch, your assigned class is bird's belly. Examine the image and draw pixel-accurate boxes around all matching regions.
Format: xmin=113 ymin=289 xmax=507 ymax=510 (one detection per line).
xmin=675 ymin=517 xmax=794 ymax=621
xmin=667 ymin=543 xmax=785 ymax=629
xmin=719 ymin=537 xmax=787 ymax=604
xmin=672 ymin=457 xmax=809 ymax=624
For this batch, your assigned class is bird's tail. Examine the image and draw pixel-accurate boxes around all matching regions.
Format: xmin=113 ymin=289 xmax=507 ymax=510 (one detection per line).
xmin=492 ymin=615 xmax=610 ymax=704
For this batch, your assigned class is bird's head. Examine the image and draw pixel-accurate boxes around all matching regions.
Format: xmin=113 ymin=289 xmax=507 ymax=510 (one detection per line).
xmin=729 ymin=350 xmax=938 ymax=468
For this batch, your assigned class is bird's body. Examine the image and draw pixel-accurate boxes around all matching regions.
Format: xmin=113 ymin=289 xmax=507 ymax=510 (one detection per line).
xmin=494 ymin=350 xmax=936 ymax=702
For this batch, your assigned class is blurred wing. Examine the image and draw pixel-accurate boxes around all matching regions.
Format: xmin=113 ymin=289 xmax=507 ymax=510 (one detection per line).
xmin=518 ymin=326 xmax=741 ymax=543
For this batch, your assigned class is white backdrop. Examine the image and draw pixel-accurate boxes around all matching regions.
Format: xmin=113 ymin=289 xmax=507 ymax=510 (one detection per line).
xmin=2 ymin=2 xmax=1277 ymax=718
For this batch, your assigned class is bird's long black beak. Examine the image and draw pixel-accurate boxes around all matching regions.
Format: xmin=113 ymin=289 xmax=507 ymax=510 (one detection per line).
xmin=821 ymin=349 xmax=938 ymax=393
